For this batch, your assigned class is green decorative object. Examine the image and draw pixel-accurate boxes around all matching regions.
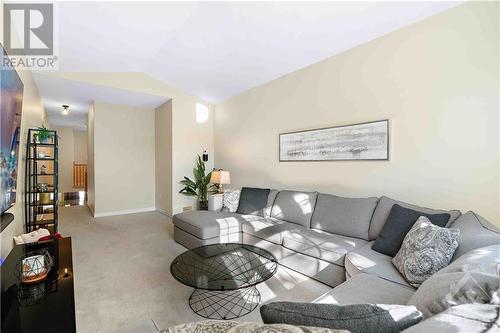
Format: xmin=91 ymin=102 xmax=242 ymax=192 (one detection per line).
xmin=34 ymin=123 xmax=54 ymax=144
xmin=179 ymin=155 xmax=215 ymax=210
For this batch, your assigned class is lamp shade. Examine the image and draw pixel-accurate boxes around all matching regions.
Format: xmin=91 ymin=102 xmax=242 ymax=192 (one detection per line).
xmin=210 ymin=170 xmax=231 ymax=185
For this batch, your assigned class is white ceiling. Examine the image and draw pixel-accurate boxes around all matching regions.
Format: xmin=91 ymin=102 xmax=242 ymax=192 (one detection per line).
xmin=33 ymin=74 xmax=169 ymax=130
xmin=52 ymin=1 xmax=462 ymax=103
xmin=33 ymin=1 xmax=464 ymax=128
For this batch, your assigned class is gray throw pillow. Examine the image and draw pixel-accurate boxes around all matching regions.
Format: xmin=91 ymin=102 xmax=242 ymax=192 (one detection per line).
xmin=236 ymin=187 xmax=270 ymax=216
xmin=260 ymin=302 xmax=423 ymax=333
xmin=392 ymin=216 xmax=460 ymax=287
xmin=372 ymin=204 xmax=451 ymax=257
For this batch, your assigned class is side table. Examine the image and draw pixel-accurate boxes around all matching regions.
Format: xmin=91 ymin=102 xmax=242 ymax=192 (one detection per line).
xmin=1 ymin=237 xmax=76 ymax=333
xmin=208 ymin=193 xmax=224 ymax=211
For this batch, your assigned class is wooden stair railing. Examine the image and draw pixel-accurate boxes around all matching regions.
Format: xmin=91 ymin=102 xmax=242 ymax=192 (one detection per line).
xmin=73 ymin=163 xmax=87 ymax=189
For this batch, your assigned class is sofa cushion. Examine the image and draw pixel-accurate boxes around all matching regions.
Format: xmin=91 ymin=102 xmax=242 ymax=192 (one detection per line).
xmin=408 ymin=245 xmax=500 ymax=318
xmin=241 ymin=217 xmax=300 ymax=245
xmin=310 ymin=193 xmax=378 ymax=240
xmin=408 ymin=271 xmax=500 ymax=319
xmin=345 ymin=242 xmax=415 ymax=289
xmin=401 ymin=304 xmax=500 ymax=333
xmin=260 ymin=302 xmax=422 ymax=333
xmin=372 ymin=204 xmax=451 ymax=256
xmin=172 ymin=211 xmax=243 ymax=239
xmin=314 ymin=273 xmax=415 ymax=306
xmin=271 ymin=190 xmax=318 ymax=228
xmin=283 ymin=229 xmax=367 ymax=266
xmin=448 ymin=211 xmax=500 ymax=261
xmin=440 ymin=244 xmax=500 ymax=275
xmin=236 ymin=187 xmax=270 ymax=216
xmin=368 ymin=196 xmax=461 ymax=240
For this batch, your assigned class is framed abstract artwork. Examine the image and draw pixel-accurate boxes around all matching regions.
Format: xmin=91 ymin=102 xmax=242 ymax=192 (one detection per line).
xmin=279 ymin=119 xmax=389 ymax=161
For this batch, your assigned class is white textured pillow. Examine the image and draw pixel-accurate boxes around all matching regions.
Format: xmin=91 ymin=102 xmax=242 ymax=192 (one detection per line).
xmin=222 ymin=189 xmax=240 ymax=213
xmin=392 ymin=216 xmax=460 ymax=287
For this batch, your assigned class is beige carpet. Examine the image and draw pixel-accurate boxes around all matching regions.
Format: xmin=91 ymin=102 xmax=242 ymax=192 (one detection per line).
xmin=58 ymin=206 xmax=332 ymax=333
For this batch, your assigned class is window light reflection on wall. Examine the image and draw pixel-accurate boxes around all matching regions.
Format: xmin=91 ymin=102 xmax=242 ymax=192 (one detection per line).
xmin=196 ymin=103 xmax=209 ymax=123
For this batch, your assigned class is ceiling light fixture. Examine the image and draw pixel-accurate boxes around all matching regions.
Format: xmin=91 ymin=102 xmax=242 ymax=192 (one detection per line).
xmin=62 ymin=104 xmax=69 ymax=115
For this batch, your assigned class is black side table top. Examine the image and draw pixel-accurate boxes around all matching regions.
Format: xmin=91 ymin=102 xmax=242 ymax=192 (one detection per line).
xmin=1 ymin=237 xmax=76 ymax=333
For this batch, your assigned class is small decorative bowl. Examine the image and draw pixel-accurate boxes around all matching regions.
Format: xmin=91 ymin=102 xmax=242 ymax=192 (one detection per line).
xmin=15 ymin=250 xmax=54 ymax=284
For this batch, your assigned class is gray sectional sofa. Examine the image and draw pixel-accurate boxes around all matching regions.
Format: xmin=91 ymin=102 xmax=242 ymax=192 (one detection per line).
xmin=172 ymin=189 xmax=500 ymax=331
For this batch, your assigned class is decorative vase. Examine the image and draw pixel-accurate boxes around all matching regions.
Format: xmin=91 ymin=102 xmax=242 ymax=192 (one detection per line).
xmin=39 ymin=193 xmax=51 ymax=204
xmin=198 ymin=200 xmax=208 ymax=211
xmin=36 ymin=135 xmax=50 ymax=144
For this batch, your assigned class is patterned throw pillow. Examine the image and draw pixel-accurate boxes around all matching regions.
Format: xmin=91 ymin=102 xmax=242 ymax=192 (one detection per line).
xmin=392 ymin=216 xmax=460 ymax=287
xmin=221 ymin=189 xmax=240 ymax=213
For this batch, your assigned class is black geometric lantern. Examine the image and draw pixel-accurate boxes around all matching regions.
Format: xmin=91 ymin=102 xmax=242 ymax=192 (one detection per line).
xmin=15 ymin=250 xmax=53 ymax=284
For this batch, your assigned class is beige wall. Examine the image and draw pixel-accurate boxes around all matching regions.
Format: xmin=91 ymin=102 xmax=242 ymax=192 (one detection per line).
xmin=73 ymin=129 xmax=87 ymax=164
xmin=172 ymin=98 xmax=214 ymax=213
xmin=43 ymin=72 xmax=214 ymax=214
xmin=53 ymin=127 xmax=88 ymax=194
xmin=54 ymin=126 xmax=75 ymax=194
xmin=87 ymin=104 xmax=95 ymax=214
xmin=155 ymin=100 xmax=173 ymax=215
xmin=93 ymin=101 xmax=155 ymax=215
xmin=215 ymin=2 xmax=500 ymax=226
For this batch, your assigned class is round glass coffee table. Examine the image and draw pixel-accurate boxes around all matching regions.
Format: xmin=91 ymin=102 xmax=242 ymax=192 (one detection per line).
xmin=170 ymin=243 xmax=278 ymax=320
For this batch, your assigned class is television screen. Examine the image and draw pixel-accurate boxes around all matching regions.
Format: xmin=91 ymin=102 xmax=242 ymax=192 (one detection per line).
xmin=1 ymin=45 xmax=24 ymax=215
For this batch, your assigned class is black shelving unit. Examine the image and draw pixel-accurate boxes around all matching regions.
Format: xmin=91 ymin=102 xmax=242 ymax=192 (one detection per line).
xmin=24 ymin=129 xmax=59 ymax=234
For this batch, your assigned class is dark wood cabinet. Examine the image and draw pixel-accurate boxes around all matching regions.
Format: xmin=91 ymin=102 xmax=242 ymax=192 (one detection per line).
xmin=1 ymin=237 xmax=76 ymax=333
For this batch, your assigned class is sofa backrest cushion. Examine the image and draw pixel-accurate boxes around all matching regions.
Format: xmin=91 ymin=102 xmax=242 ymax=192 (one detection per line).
xmin=440 ymin=244 xmax=500 ymax=276
xmin=311 ymin=193 xmax=378 ymax=240
xmin=236 ymin=187 xmax=270 ymax=216
xmin=263 ymin=189 xmax=279 ymax=218
xmin=271 ymin=190 xmax=318 ymax=227
xmin=407 ymin=245 xmax=500 ymax=318
xmin=368 ymin=196 xmax=461 ymax=240
xmin=448 ymin=211 xmax=500 ymax=261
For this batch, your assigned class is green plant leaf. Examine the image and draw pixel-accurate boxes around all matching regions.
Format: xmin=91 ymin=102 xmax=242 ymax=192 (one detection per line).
xmin=179 ymin=154 xmax=211 ymax=201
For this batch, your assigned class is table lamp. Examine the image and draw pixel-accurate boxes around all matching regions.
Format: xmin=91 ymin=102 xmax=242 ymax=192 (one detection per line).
xmin=210 ymin=170 xmax=231 ymax=193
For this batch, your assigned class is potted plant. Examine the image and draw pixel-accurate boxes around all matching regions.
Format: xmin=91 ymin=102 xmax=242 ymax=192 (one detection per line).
xmin=34 ymin=123 xmax=54 ymax=144
xmin=179 ymin=155 xmax=215 ymax=210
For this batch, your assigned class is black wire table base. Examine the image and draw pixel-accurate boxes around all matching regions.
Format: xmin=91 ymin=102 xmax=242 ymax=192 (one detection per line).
xmin=189 ymin=286 xmax=261 ymax=320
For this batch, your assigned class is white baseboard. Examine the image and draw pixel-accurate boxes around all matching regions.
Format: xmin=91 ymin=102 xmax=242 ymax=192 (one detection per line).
xmin=93 ymin=207 xmax=156 ymax=218
xmin=155 ymin=207 xmax=172 ymax=217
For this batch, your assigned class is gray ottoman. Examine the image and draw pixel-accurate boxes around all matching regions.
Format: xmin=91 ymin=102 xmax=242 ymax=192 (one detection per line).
xmin=173 ymin=211 xmax=243 ymax=248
